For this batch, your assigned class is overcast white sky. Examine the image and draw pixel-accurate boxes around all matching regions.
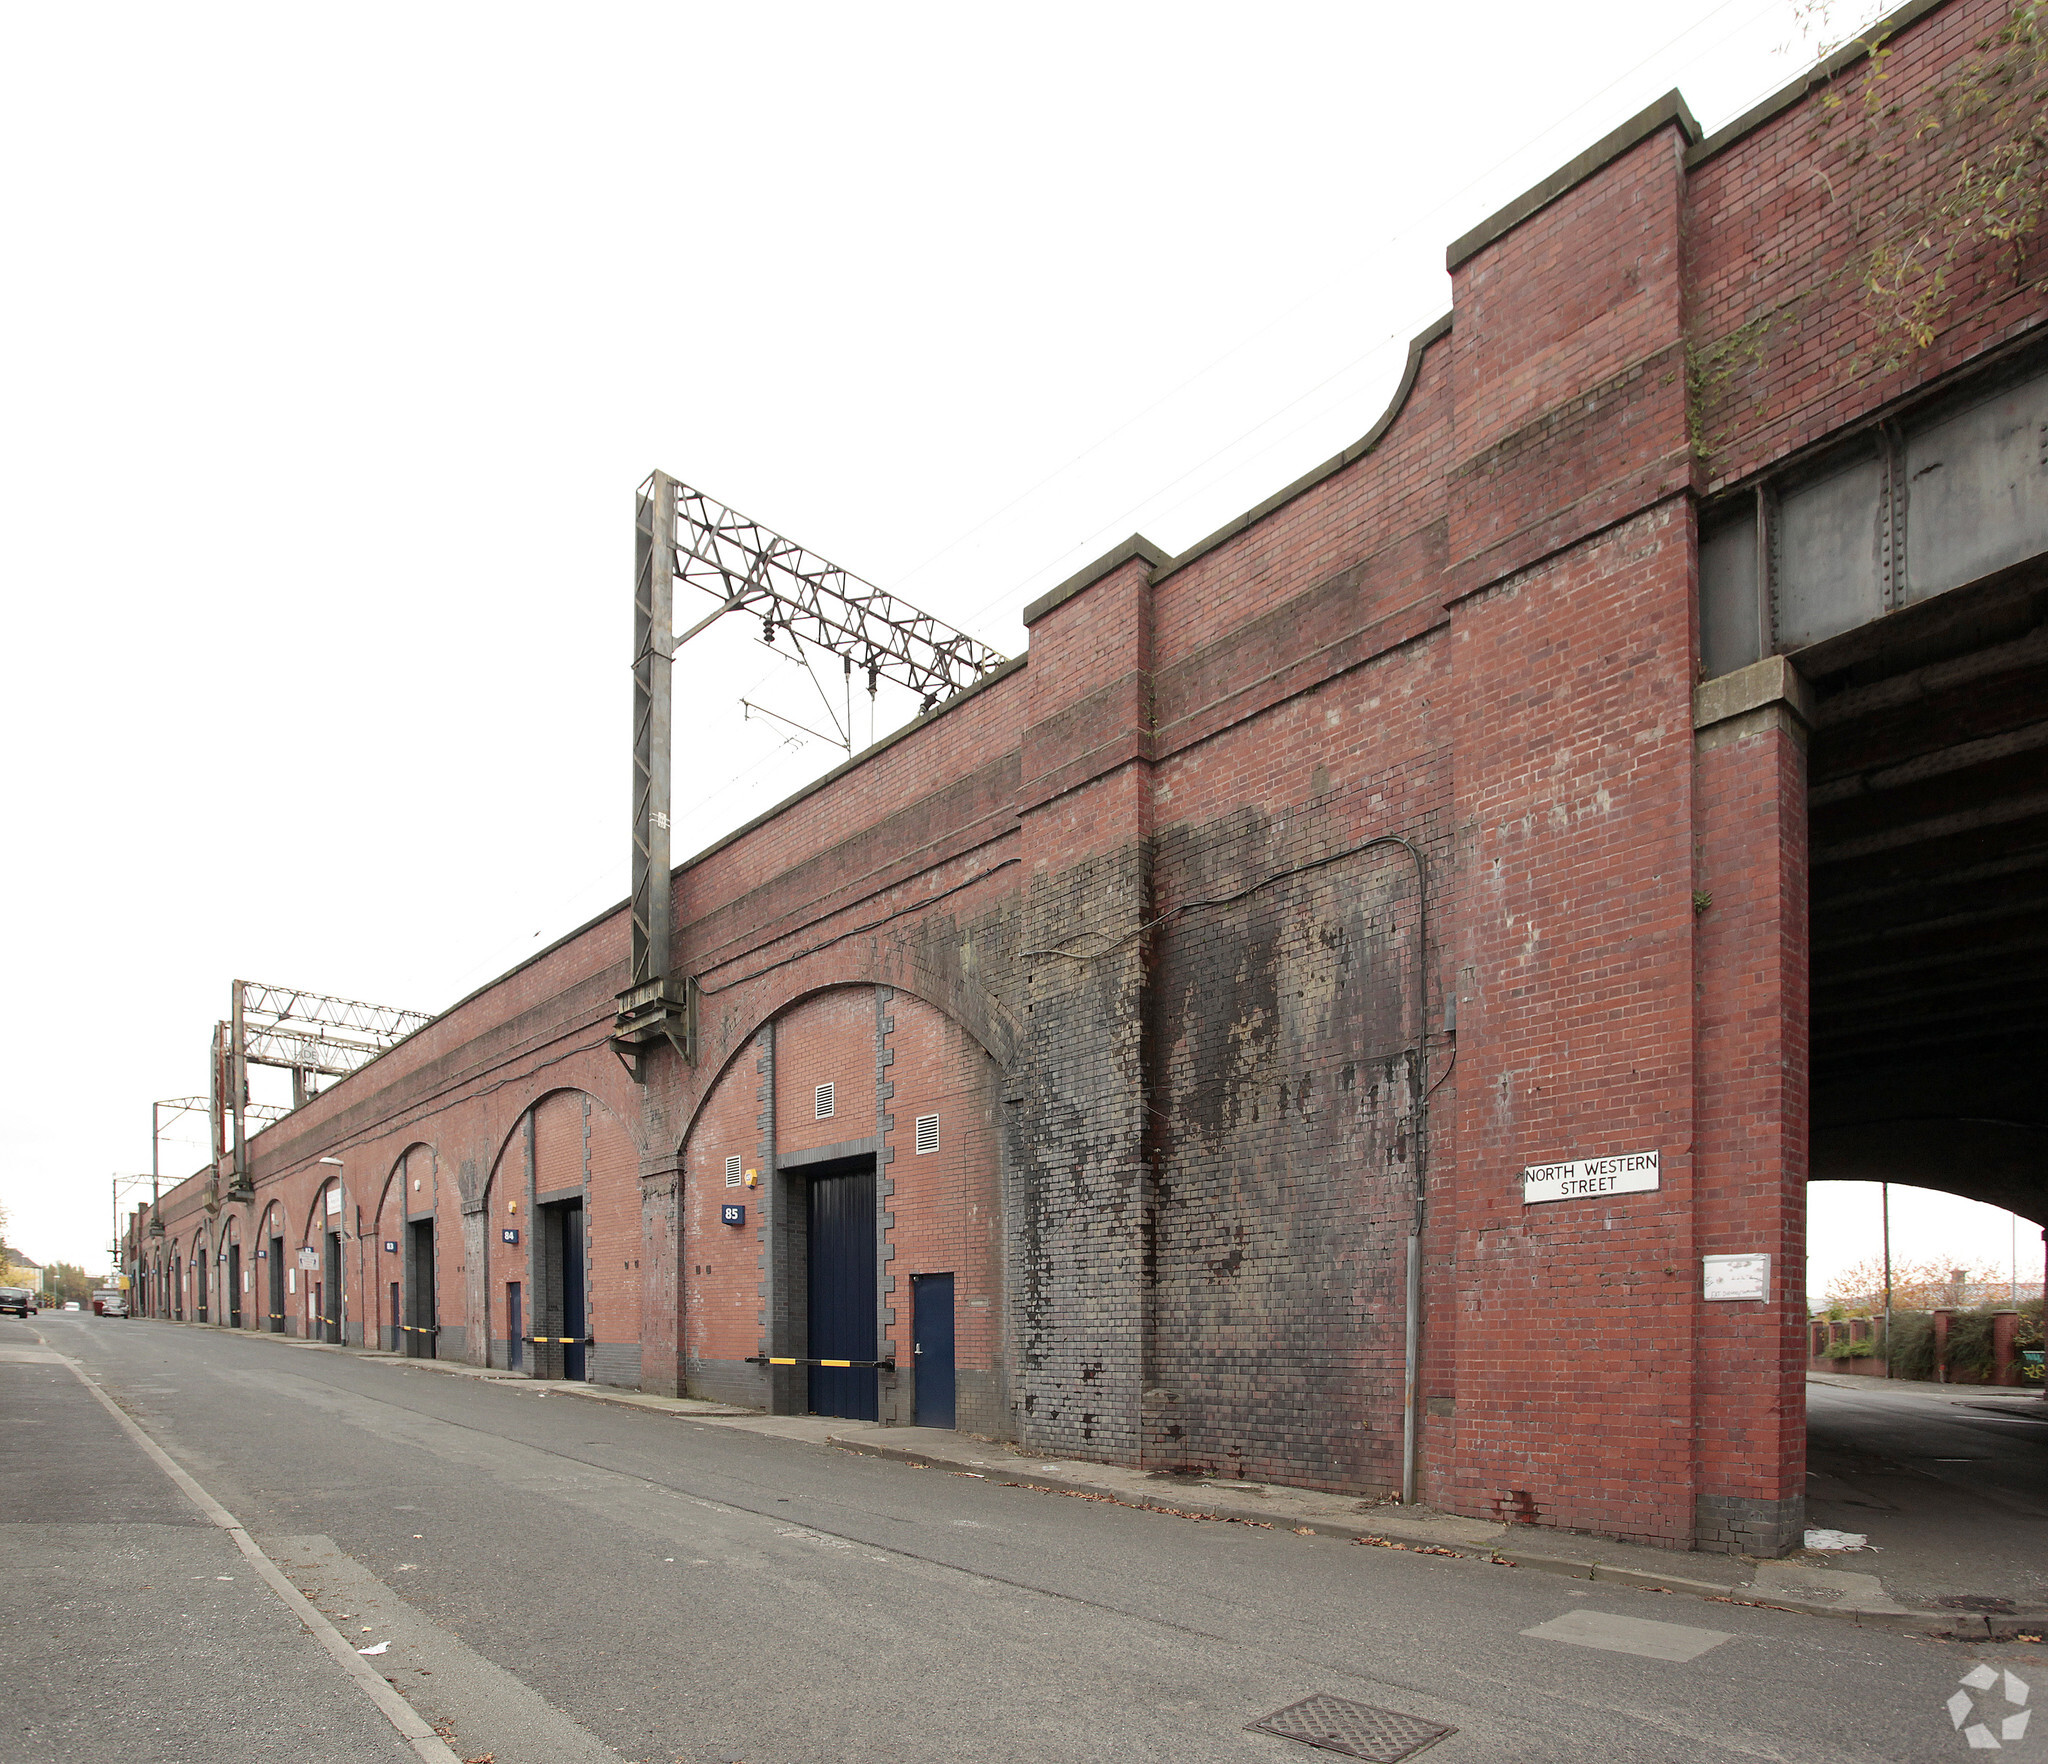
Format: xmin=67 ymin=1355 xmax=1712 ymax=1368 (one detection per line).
xmin=3 ymin=0 xmax=2029 ymax=1301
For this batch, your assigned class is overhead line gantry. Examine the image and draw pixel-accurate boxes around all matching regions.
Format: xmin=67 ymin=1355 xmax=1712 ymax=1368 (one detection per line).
xmin=615 ymin=473 xmax=1008 ymax=1070
xmin=215 ymin=980 xmax=433 ymax=1197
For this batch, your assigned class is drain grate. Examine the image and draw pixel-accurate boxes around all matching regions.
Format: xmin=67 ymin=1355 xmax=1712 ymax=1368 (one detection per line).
xmin=1248 ymin=1694 xmax=1456 ymax=1761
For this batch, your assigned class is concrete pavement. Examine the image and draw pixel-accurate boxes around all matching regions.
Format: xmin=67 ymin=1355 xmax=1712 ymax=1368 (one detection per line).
xmin=0 ymin=1333 xmax=421 ymax=1763
xmin=10 ymin=1313 xmax=2048 ymax=1764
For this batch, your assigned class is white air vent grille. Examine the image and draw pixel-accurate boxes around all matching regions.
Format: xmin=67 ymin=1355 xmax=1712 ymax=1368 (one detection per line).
xmin=915 ymin=1114 xmax=939 ymax=1155
xmin=724 ymin=1155 xmax=741 ymax=1188
xmin=815 ymin=1082 xmax=834 ymax=1119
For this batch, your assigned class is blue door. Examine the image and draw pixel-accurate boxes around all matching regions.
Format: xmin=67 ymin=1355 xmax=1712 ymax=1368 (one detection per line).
xmin=562 ymin=1204 xmax=586 ymax=1381
xmin=912 ymin=1273 xmax=955 ymax=1429
xmin=807 ymin=1164 xmax=876 ymax=1419
xmin=405 ymin=1221 xmax=433 ymax=1356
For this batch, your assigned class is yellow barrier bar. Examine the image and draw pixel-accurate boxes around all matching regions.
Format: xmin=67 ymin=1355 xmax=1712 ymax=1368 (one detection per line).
xmin=768 ymin=1356 xmax=797 ymax=1365
xmin=820 ymin=1359 xmax=851 ymax=1367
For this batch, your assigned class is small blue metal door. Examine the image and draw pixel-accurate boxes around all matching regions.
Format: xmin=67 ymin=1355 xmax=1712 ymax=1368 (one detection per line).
xmin=913 ymin=1273 xmax=955 ymax=1429
xmin=561 ymin=1205 xmax=586 ymax=1381
xmin=807 ymin=1164 xmax=876 ymax=1420
xmin=405 ymin=1221 xmax=434 ymax=1356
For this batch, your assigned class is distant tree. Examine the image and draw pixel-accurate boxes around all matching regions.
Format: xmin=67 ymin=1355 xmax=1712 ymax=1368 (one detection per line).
xmin=43 ymin=1262 xmax=95 ymax=1306
xmin=1823 ymin=1256 xmax=2013 ymax=1313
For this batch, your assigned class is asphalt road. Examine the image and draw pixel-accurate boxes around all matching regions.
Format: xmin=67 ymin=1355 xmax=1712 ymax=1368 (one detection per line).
xmin=1807 ymin=1376 xmax=2048 ymax=1605
xmin=7 ymin=1314 xmax=2046 ymax=1764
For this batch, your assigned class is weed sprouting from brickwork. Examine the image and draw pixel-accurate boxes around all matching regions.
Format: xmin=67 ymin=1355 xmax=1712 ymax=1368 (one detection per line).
xmin=1686 ymin=303 xmax=1800 ymax=466
xmin=1827 ymin=0 xmax=2047 ymax=368
xmin=1687 ymin=0 xmax=2048 ymax=473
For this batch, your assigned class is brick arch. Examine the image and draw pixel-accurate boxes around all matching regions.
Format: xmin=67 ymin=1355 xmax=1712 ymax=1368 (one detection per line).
xmin=676 ymin=973 xmax=1011 ymax=1158
xmin=379 ymin=1142 xmax=439 ymax=1226
xmin=365 ymin=1144 xmax=437 ymax=1354
xmin=480 ymin=1087 xmax=642 ymax=1385
xmin=479 ymin=1085 xmax=642 ymax=1208
xmin=214 ymin=1207 xmax=247 ymax=1327
xmin=297 ymin=1171 xmax=347 ymax=1248
xmin=188 ymin=1221 xmax=211 ymax=1321
xmin=677 ymin=982 xmax=1006 ymax=1427
xmin=249 ymin=1199 xmax=286 ymax=1333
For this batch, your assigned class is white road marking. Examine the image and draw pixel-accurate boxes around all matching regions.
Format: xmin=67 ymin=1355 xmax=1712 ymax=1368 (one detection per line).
xmin=40 ymin=1331 xmax=462 ymax=1764
xmin=1521 ymin=1608 xmax=1732 ymax=1663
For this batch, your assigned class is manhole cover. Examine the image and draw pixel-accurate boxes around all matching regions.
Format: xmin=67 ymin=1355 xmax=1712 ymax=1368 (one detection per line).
xmin=1248 ymin=1694 xmax=1455 ymax=1761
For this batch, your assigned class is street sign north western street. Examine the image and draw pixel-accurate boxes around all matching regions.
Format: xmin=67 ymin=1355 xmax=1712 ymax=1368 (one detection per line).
xmin=1522 ymin=1149 xmax=1659 ymax=1205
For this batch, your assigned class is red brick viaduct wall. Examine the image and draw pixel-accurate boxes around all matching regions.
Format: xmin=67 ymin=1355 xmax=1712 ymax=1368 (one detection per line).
xmin=132 ymin=0 xmax=2043 ymax=1554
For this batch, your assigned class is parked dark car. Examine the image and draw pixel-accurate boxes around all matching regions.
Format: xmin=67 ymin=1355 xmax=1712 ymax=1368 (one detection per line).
xmin=0 ymin=1286 xmax=36 ymax=1317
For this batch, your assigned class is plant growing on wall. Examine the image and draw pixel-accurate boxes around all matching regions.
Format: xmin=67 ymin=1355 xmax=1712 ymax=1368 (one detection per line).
xmin=1826 ymin=0 xmax=2048 ymax=367
xmin=1687 ymin=0 xmax=2048 ymax=462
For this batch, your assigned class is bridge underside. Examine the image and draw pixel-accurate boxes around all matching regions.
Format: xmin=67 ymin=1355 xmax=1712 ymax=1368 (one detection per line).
xmin=1805 ymin=559 xmax=2048 ymax=1228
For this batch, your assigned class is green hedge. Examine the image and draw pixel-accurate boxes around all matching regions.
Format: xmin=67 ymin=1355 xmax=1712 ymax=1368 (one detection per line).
xmin=1863 ymin=1297 xmax=2042 ymax=1381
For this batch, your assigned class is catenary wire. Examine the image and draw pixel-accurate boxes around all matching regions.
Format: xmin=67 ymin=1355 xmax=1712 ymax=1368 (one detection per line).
xmin=937 ymin=0 xmax=1880 ymax=644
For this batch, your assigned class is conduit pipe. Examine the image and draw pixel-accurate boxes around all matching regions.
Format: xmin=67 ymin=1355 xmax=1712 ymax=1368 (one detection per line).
xmin=935 ymin=827 xmax=1441 ymax=1502
xmin=1372 ymin=836 xmax=1432 ymax=1509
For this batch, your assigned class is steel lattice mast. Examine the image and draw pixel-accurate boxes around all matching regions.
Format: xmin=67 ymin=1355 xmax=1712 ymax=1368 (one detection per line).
xmin=616 ymin=471 xmax=1008 ymax=1072
xmin=219 ymin=980 xmax=433 ymax=1194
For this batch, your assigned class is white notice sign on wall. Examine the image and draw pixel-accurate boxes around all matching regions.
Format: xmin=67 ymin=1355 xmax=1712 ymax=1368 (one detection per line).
xmin=1521 ymin=1149 xmax=1660 ymax=1205
xmin=1703 ymin=1253 xmax=1771 ymax=1301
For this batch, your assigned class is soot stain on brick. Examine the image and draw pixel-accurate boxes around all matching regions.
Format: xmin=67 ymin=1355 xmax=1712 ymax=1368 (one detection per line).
xmin=1012 ymin=847 xmax=1153 ymax=1460
xmin=1143 ymin=804 xmax=1420 ymax=1491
